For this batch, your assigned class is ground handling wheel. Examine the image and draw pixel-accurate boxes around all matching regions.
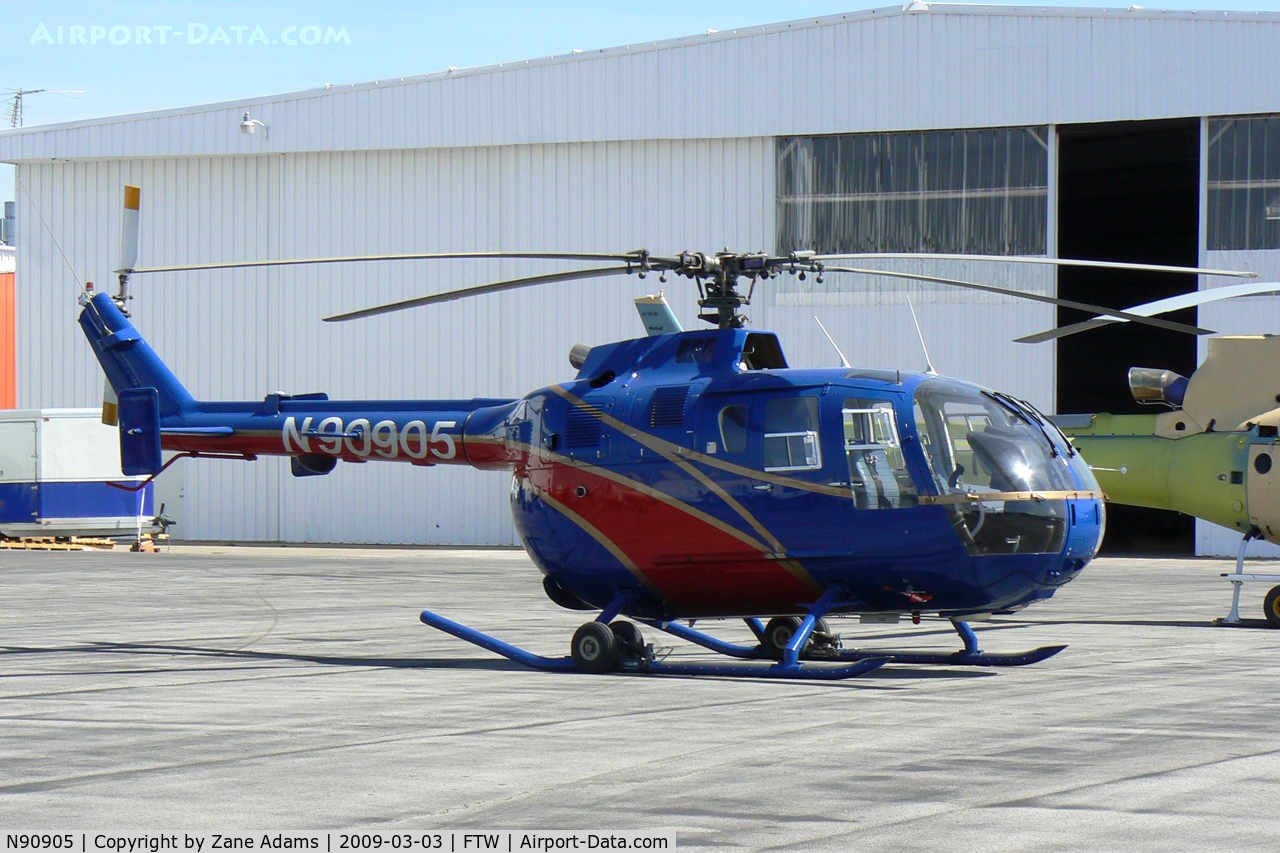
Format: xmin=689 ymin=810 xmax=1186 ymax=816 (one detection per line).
xmin=762 ymin=616 xmax=834 ymax=660
xmin=571 ymin=621 xmax=619 ymax=673
xmin=762 ymin=616 xmax=802 ymax=660
xmin=608 ymin=620 xmax=646 ymax=658
xmin=1264 ymin=586 xmax=1280 ymax=628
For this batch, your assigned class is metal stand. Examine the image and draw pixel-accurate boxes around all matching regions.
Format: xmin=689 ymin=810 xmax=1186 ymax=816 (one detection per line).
xmin=1218 ymin=531 xmax=1280 ymax=626
xmin=1223 ymin=532 xmax=1255 ymax=624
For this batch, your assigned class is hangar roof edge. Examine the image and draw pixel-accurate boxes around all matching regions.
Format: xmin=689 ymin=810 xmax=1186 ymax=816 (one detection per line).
xmin=2 ymin=3 xmax=1277 ymax=161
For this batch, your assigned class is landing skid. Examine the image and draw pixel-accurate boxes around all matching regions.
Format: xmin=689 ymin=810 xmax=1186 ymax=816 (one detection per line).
xmin=420 ymin=607 xmax=1064 ymax=679
xmin=419 ymin=610 xmax=886 ymax=680
xmin=643 ymin=616 xmax=1066 ymax=668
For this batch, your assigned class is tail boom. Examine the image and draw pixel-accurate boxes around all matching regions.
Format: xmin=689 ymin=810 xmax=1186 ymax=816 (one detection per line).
xmin=78 ymin=293 xmax=519 ymax=475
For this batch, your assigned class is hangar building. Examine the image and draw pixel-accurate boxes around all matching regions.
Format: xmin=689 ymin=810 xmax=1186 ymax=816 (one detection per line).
xmin=1 ymin=3 xmax=1278 ymax=554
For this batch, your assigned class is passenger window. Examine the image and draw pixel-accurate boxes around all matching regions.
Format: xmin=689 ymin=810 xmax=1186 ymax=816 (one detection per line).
xmin=844 ymin=398 xmax=918 ymax=509
xmin=718 ymin=405 xmax=748 ymax=453
xmin=763 ymin=397 xmax=822 ymax=472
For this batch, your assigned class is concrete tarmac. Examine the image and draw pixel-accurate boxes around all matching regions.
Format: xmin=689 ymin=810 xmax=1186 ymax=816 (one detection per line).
xmin=1 ymin=544 xmax=1278 ymax=850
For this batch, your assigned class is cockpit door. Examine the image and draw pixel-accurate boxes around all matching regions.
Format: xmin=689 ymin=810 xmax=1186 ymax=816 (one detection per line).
xmin=838 ymin=396 xmax=919 ymax=510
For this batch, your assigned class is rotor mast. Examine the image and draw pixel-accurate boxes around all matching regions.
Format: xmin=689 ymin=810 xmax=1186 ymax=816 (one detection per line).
xmin=682 ymin=250 xmax=788 ymax=329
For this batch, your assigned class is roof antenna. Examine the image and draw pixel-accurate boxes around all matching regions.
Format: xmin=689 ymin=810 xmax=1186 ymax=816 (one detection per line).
xmin=906 ymin=294 xmax=938 ymax=376
xmin=813 ymin=316 xmax=850 ymax=369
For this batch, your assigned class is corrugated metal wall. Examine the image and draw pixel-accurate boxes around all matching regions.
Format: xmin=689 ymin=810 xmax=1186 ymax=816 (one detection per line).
xmin=15 ymin=139 xmax=786 ymax=542
xmin=3 ymin=7 xmax=1279 ymax=162
xmin=15 ymin=137 xmax=1056 ymax=543
xmin=11 ymin=5 xmax=1275 ymax=546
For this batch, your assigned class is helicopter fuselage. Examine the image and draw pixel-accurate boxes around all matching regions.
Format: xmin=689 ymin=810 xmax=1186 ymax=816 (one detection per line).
xmin=496 ymin=328 xmax=1105 ymax=619
xmin=81 ymin=293 xmax=1104 ymax=622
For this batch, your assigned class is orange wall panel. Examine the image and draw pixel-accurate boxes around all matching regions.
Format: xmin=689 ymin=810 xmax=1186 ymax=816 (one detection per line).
xmin=0 ymin=271 xmax=14 ymax=408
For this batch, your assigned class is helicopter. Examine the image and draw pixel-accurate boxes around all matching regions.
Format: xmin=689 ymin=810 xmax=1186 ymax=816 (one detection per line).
xmin=75 ymin=186 xmax=1258 ymax=680
xmin=1016 ymin=286 xmax=1280 ymax=628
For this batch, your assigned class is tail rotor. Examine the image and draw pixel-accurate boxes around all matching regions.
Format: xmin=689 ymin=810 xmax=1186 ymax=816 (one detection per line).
xmin=113 ymin=184 xmax=141 ymax=314
xmin=100 ymin=184 xmax=141 ymax=424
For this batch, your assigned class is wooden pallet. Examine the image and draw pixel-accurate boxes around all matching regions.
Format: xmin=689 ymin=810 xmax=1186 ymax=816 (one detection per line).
xmin=0 ymin=536 xmax=118 ymax=551
xmin=130 ymin=533 xmax=170 ymax=552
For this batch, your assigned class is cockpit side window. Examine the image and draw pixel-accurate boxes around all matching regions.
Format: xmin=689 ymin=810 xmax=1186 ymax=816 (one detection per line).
xmin=763 ymin=397 xmax=822 ymax=471
xmin=844 ymin=398 xmax=918 ymax=509
xmin=718 ymin=404 xmax=748 ymax=454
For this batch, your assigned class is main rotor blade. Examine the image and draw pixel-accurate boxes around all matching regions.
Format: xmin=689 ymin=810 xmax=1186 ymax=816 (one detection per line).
xmin=807 ymin=253 xmax=1257 ymax=279
xmin=323 ymin=265 xmax=638 ymax=322
xmin=1014 ymin=281 xmax=1280 ymax=344
xmin=121 ymin=251 xmax=658 ymax=275
xmin=820 ymin=266 xmax=1214 ymax=337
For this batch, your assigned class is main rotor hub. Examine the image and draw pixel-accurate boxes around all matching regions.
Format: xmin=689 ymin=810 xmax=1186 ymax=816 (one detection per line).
xmin=669 ymin=250 xmax=819 ymax=329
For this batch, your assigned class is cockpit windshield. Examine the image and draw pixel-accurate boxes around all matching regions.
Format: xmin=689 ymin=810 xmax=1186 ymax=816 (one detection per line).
xmin=913 ymin=379 xmax=1082 ymax=555
xmin=914 ymin=382 xmax=1075 ymax=495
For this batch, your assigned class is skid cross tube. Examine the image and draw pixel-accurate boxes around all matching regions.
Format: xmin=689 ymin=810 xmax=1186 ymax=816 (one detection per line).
xmin=641 ymin=618 xmax=768 ymax=659
xmin=595 ymin=590 xmax=633 ymax=624
xmin=784 ymin=586 xmax=854 ymax=666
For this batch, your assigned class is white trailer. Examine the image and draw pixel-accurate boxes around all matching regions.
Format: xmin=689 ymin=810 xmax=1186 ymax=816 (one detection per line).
xmin=0 ymin=408 xmax=152 ymax=538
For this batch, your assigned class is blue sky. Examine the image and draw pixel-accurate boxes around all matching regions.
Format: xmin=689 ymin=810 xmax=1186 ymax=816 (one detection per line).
xmin=3 ymin=0 xmax=1280 ymax=200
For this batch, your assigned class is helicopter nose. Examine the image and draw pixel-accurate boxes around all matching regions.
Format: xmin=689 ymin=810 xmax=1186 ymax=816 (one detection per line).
xmin=1052 ymin=558 xmax=1088 ymax=584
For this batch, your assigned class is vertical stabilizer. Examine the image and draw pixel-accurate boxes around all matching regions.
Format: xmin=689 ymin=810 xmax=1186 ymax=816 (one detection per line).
xmin=78 ymin=292 xmax=195 ymax=418
xmin=635 ymin=294 xmax=684 ymax=336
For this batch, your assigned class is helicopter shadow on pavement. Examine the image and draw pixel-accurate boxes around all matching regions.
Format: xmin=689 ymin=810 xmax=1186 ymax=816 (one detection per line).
xmin=0 ymin=641 xmax=524 ymax=674
xmin=0 ymin=641 xmax=999 ymax=683
xmin=999 ymin=616 xmax=1277 ymax=630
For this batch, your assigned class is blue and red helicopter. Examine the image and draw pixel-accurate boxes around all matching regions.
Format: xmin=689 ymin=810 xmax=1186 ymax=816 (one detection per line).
xmin=76 ymin=187 xmax=1255 ymax=680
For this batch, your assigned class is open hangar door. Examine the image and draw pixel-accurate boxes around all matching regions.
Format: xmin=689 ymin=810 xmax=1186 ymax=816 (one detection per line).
xmin=1056 ymin=119 xmax=1200 ymax=554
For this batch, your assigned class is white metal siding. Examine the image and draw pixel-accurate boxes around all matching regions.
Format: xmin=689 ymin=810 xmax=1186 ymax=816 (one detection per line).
xmin=5 ymin=4 xmax=1273 ymax=547
xmin=14 ymin=139 xmax=1058 ymax=543
xmin=15 ymin=138 xmax=793 ymax=543
xmin=3 ymin=6 xmax=1280 ymax=162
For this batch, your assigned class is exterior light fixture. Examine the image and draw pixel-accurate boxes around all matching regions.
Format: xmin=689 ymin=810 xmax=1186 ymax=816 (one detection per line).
xmin=239 ymin=111 xmax=268 ymax=139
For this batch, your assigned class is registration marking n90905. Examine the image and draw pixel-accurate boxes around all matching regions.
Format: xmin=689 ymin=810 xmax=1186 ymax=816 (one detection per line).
xmin=281 ymin=416 xmax=457 ymax=459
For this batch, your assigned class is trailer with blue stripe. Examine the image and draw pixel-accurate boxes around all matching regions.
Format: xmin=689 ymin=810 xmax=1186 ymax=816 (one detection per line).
xmin=0 ymin=408 xmax=152 ymax=538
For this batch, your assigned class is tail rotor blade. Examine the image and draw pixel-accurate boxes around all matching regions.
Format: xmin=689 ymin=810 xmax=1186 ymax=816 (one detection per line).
xmin=101 ymin=378 xmax=118 ymax=426
xmin=118 ymin=186 xmax=140 ymax=272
